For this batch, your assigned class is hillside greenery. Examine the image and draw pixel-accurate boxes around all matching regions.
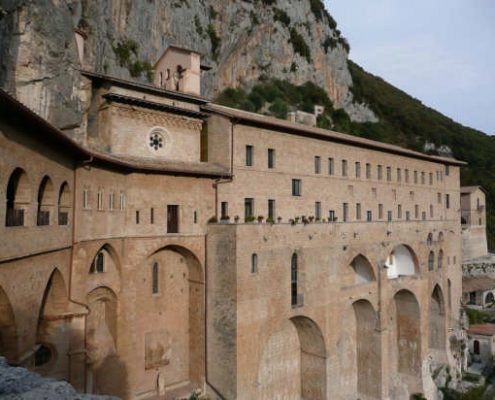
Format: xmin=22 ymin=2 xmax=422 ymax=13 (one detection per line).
xmin=215 ymin=62 xmax=495 ymax=250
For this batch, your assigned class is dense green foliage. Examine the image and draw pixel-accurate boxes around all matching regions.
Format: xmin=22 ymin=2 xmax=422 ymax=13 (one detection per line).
xmin=207 ymin=24 xmax=221 ymax=60
xmin=112 ymin=38 xmax=153 ymax=82
xmin=465 ymin=308 xmax=492 ymax=324
xmin=289 ymin=28 xmax=311 ymax=63
xmin=216 ymin=60 xmax=495 ymax=248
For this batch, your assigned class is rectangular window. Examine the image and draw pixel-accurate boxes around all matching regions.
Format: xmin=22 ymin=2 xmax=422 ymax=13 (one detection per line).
xmin=246 ymin=145 xmax=253 ymax=166
xmin=445 ymin=165 xmax=450 ymax=176
xmin=167 ymin=205 xmax=179 ymax=233
xmin=136 ymin=210 xmax=140 ymax=224
xmin=268 ymin=199 xmax=275 ymax=220
xmin=355 ymin=162 xmax=361 ymax=178
xmin=221 ymin=201 xmax=228 ymax=219
xmin=446 ymin=194 xmax=450 ymax=209
xmin=342 ymin=160 xmax=348 ymax=177
xmin=398 ymin=204 xmax=402 ymax=219
xmin=109 ymin=192 xmax=114 ymax=211
xmin=315 ymin=202 xmax=321 ymax=220
xmin=386 ymin=166 xmax=392 ymax=182
xmin=429 ymin=172 xmax=433 ymax=185
xmin=367 ymin=210 xmax=372 ymax=222
xmin=377 ymin=165 xmax=383 ymax=180
xmin=343 ymin=203 xmax=349 ymax=222
xmin=405 ymin=169 xmax=409 ymax=183
xmin=421 ymin=172 xmax=425 ymax=185
xmin=366 ymin=163 xmax=371 ymax=179
xmin=430 ymin=204 xmax=434 ymax=218
xmin=97 ymin=190 xmax=103 ymax=210
xmin=268 ymin=148 xmax=275 ymax=169
xmin=387 ymin=211 xmax=392 ymax=221
xmin=150 ymin=208 xmax=154 ymax=224
xmin=356 ymin=203 xmax=361 ymax=220
xmin=315 ymin=156 xmax=321 ymax=174
xmin=328 ymin=210 xmax=336 ymax=222
xmin=194 ymin=210 xmax=198 ymax=224
xmin=415 ymin=205 xmax=419 ymax=219
xmin=437 ymin=192 xmax=442 ymax=204
xmin=406 ymin=211 xmax=410 ymax=221
xmin=83 ymin=189 xmax=89 ymax=209
xmin=422 ymin=211 xmax=426 ymax=220
xmin=410 ymin=191 xmax=415 ymax=200
xmin=244 ymin=198 xmax=254 ymax=219
xmin=378 ymin=204 xmax=384 ymax=219
xmin=328 ymin=158 xmax=334 ymax=175
xmin=119 ymin=192 xmax=126 ymax=210
xmin=414 ymin=170 xmax=418 ymax=184
xmin=292 ymin=179 xmax=301 ymax=196
xmin=397 ymin=168 xmax=402 ymax=182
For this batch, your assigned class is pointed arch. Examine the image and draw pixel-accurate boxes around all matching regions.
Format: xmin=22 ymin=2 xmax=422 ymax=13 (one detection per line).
xmin=89 ymin=244 xmax=121 ymax=275
xmin=290 ymin=316 xmax=327 ymax=399
xmin=39 ymin=269 xmax=69 ymax=318
xmin=0 ymin=285 xmax=18 ymax=362
xmin=386 ymin=245 xmax=418 ymax=279
xmin=36 ymin=176 xmax=54 ymax=226
xmin=5 ymin=167 xmax=30 ymax=226
xmin=348 ymin=254 xmax=376 ymax=285
xmin=429 ymin=285 xmax=446 ymax=350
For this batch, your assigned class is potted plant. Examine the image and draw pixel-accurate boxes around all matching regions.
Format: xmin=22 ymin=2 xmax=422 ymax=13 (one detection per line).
xmin=245 ymin=215 xmax=256 ymax=223
xmin=277 ymin=216 xmax=282 ymax=223
xmin=308 ymin=216 xmax=315 ymax=223
xmin=220 ymin=215 xmax=230 ymax=223
xmin=266 ymin=217 xmax=274 ymax=225
xmin=208 ymin=216 xmax=218 ymax=224
xmin=294 ymin=216 xmax=300 ymax=224
xmin=257 ymin=215 xmax=264 ymax=223
xmin=234 ymin=215 xmax=240 ymax=223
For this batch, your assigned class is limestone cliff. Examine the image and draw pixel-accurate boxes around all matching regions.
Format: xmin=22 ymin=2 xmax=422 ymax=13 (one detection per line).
xmin=0 ymin=0 xmax=376 ymax=135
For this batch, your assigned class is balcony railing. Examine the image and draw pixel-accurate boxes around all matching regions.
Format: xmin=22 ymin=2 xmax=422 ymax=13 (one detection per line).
xmin=6 ymin=209 xmax=24 ymax=227
xmin=58 ymin=212 xmax=68 ymax=226
xmin=37 ymin=211 xmax=50 ymax=226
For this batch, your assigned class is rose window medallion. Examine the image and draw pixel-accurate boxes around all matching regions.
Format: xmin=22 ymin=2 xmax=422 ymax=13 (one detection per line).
xmin=149 ymin=132 xmax=163 ymax=150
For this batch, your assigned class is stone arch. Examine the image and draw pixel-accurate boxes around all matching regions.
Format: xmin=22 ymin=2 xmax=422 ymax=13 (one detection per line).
xmin=89 ymin=244 xmax=120 ymax=274
xmin=0 ymin=285 xmax=18 ymax=362
xmin=353 ymin=299 xmax=381 ymax=399
xmin=58 ymin=182 xmax=71 ymax=225
xmin=345 ymin=254 xmax=376 ymax=286
xmin=86 ymin=286 xmax=122 ymax=395
xmin=437 ymin=249 xmax=444 ymax=269
xmin=290 ymin=316 xmax=327 ymax=400
xmin=36 ymin=176 xmax=55 ymax=226
xmin=143 ymin=245 xmax=204 ymax=391
xmin=5 ymin=167 xmax=30 ymax=226
xmin=428 ymin=251 xmax=435 ymax=271
xmin=386 ymin=245 xmax=418 ymax=279
xmin=36 ymin=269 xmax=70 ymax=378
xmin=87 ymin=244 xmax=121 ymax=296
xmin=429 ymin=285 xmax=446 ymax=350
xmin=426 ymin=233 xmax=433 ymax=246
xmin=393 ymin=290 xmax=421 ymax=378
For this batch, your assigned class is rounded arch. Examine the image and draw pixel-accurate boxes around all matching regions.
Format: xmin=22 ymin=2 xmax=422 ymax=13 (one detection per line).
xmin=437 ymin=249 xmax=444 ymax=269
xmin=5 ymin=167 xmax=30 ymax=226
xmin=0 ymin=285 xmax=18 ymax=362
xmin=438 ymin=232 xmax=444 ymax=242
xmin=426 ymin=233 xmax=433 ymax=246
xmin=429 ymin=285 xmax=446 ymax=350
xmin=290 ymin=316 xmax=327 ymax=399
xmin=428 ymin=251 xmax=435 ymax=271
xmin=36 ymin=176 xmax=55 ymax=226
xmin=352 ymin=299 xmax=381 ymax=399
xmin=393 ymin=289 xmax=421 ymax=378
xmin=348 ymin=254 xmax=376 ymax=285
xmin=148 ymin=244 xmax=203 ymax=283
xmin=58 ymin=182 xmax=71 ymax=225
xmin=386 ymin=245 xmax=418 ymax=279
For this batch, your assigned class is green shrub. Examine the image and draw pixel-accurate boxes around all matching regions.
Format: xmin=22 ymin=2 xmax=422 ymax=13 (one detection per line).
xmin=323 ymin=36 xmax=338 ymax=53
xmin=207 ymin=24 xmax=221 ymax=60
xmin=194 ymin=15 xmax=204 ymax=36
xmin=289 ymin=27 xmax=311 ymax=62
xmin=112 ymin=38 xmax=153 ymax=82
xmin=273 ymin=8 xmax=291 ymax=27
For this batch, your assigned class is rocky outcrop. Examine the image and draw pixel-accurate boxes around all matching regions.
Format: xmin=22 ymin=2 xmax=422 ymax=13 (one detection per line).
xmin=0 ymin=357 xmax=118 ymax=399
xmin=0 ymin=0 xmax=376 ymax=138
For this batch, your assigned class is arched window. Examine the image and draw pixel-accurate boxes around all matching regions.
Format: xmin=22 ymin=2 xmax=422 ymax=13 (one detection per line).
xmin=474 ymin=340 xmax=480 ymax=355
xmin=34 ymin=344 xmax=53 ymax=367
xmin=438 ymin=249 xmax=444 ymax=269
xmin=438 ymin=232 xmax=444 ymax=242
xmin=426 ymin=233 xmax=433 ymax=246
xmin=5 ymin=168 xmax=30 ymax=227
xmin=58 ymin=182 xmax=70 ymax=225
xmin=251 ymin=253 xmax=258 ymax=274
xmin=428 ymin=251 xmax=435 ymax=271
xmin=90 ymin=252 xmax=104 ymax=274
xmin=486 ymin=292 xmax=494 ymax=304
xmin=37 ymin=176 xmax=54 ymax=226
xmin=385 ymin=245 xmax=417 ymax=278
xmin=291 ymin=253 xmax=298 ymax=306
xmin=152 ymin=262 xmax=159 ymax=294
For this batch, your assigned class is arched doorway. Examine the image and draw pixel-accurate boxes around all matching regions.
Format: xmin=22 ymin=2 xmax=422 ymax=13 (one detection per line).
xmin=393 ymin=290 xmax=421 ymax=378
xmin=36 ymin=269 xmax=70 ymax=379
xmin=0 ymin=285 xmax=18 ymax=362
xmin=142 ymin=246 xmax=204 ymax=395
xmin=429 ymin=285 xmax=446 ymax=351
xmin=353 ymin=300 xmax=381 ymax=399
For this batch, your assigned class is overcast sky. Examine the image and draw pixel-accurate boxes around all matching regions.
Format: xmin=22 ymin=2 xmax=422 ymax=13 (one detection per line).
xmin=325 ymin=0 xmax=495 ymax=135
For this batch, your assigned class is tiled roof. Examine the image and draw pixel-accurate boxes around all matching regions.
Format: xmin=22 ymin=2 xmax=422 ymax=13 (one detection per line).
xmin=468 ymin=324 xmax=495 ymax=336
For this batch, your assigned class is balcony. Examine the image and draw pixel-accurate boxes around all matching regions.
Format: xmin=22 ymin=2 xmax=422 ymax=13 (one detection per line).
xmin=6 ymin=209 xmax=24 ymax=227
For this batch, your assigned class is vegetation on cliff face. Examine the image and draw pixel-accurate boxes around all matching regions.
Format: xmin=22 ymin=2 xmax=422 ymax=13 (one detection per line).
xmin=216 ymin=63 xmax=495 ymax=250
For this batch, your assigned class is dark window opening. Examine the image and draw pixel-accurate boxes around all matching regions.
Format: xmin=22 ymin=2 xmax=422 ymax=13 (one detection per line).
xmin=34 ymin=344 xmax=52 ymax=367
xmin=90 ymin=252 xmax=104 ymax=274
xmin=152 ymin=262 xmax=159 ymax=294
xmin=268 ymin=199 xmax=275 ymax=221
xmin=246 ymin=145 xmax=253 ymax=166
xmin=167 ymin=205 xmax=179 ymax=233
xmin=292 ymin=179 xmax=301 ymax=196
xmin=150 ymin=208 xmax=154 ymax=224
xmin=244 ymin=198 xmax=254 ymax=220
xmin=221 ymin=202 xmax=229 ymax=220
xmin=268 ymin=148 xmax=275 ymax=169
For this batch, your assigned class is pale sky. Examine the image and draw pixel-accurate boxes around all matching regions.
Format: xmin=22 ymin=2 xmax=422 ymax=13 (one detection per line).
xmin=325 ymin=0 xmax=495 ymax=135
